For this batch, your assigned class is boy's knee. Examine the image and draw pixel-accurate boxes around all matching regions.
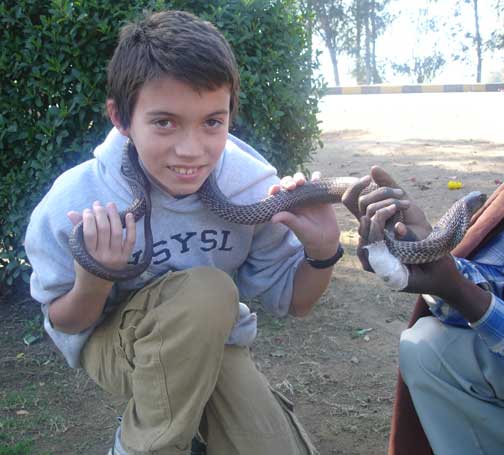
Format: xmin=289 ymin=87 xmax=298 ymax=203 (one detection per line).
xmin=399 ymin=316 xmax=444 ymax=386
xmin=177 ymin=266 xmax=239 ymax=333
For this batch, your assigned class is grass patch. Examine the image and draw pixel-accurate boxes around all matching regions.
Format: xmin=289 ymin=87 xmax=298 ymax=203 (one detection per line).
xmin=249 ymin=300 xmax=288 ymax=334
xmin=0 ymin=436 xmax=33 ymax=455
xmin=0 ymin=382 xmax=64 ymax=454
xmin=0 ymin=435 xmax=52 ymax=455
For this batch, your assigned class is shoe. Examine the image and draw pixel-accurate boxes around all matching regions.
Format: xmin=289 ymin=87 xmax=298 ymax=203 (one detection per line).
xmin=109 ymin=422 xmax=206 ymax=455
xmin=109 ymin=425 xmax=127 ymax=455
xmin=191 ymin=436 xmax=207 ymax=455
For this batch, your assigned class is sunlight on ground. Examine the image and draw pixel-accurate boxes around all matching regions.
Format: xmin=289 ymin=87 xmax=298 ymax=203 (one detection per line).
xmin=338 ymin=229 xmax=366 ymax=271
xmin=340 ymin=229 xmax=358 ymax=247
xmin=318 ymin=92 xmax=504 ymax=143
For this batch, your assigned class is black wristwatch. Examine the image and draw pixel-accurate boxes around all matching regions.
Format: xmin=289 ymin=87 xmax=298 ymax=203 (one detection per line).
xmin=304 ymin=244 xmax=345 ymax=269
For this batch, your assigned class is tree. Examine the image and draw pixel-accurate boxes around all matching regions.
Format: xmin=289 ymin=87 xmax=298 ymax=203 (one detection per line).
xmin=392 ymin=54 xmax=446 ymax=83
xmin=389 ymin=5 xmax=447 ymax=83
xmin=454 ymin=0 xmax=482 ymax=82
xmin=348 ymin=0 xmax=391 ymax=84
xmin=429 ymin=0 xmax=504 ymax=81
xmin=444 ymin=0 xmax=483 ymax=82
xmin=471 ymin=0 xmax=482 ymax=81
xmin=300 ymin=0 xmax=390 ymax=85
xmin=306 ymin=0 xmax=392 ymax=85
xmin=488 ymin=0 xmax=504 ymax=50
xmin=306 ymin=0 xmax=349 ymax=85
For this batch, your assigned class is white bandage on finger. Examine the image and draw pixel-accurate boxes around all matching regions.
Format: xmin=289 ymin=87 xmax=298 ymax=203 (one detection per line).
xmin=363 ymin=240 xmax=409 ymax=290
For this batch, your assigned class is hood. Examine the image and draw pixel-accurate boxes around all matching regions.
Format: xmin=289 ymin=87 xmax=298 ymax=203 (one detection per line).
xmin=93 ymin=128 xmax=279 ymax=207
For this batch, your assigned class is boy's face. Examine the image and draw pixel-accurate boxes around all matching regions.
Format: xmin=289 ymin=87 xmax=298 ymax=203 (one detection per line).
xmin=111 ymin=77 xmax=231 ymax=197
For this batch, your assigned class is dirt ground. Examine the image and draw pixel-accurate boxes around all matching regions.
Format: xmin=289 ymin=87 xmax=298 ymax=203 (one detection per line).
xmin=1 ymin=93 xmax=503 ymax=455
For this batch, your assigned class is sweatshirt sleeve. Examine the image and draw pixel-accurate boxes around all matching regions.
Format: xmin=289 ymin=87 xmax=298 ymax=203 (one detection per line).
xmin=25 ymin=192 xmax=77 ymax=305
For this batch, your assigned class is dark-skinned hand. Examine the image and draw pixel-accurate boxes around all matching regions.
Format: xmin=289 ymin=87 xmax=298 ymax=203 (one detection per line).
xmin=342 ymin=166 xmax=430 ymax=270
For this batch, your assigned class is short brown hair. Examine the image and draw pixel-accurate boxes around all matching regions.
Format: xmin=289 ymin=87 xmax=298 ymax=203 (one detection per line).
xmin=107 ymin=10 xmax=240 ymax=128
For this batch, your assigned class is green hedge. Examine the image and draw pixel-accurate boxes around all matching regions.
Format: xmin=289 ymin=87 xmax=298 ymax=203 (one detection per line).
xmin=0 ymin=0 xmax=324 ymax=288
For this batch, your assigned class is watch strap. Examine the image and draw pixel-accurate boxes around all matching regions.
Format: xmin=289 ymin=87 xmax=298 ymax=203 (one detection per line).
xmin=304 ymin=244 xmax=344 ymax=269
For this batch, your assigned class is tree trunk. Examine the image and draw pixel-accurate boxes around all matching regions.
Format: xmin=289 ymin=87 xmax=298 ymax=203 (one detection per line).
xmin=328 ymin=44 xmax=341 ymax=85
xmin=355 ymin=0 xmax=363 ymax=83
xmin=364 ymin=0 xmax=372 ymax=83
xmin=304 ymin=0 xmax=313 ymax=42
xmin=370 ymin=0 xmax=379 ymax=83
xmin=317 ymin=4 xmax=341 ymax=86
xmin=473 ymin=0 xmax=482 ymax=82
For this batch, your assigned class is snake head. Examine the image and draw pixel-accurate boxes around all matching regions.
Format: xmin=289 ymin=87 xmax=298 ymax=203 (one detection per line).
xmin=463 ymin=191 xmax=487 ymax=215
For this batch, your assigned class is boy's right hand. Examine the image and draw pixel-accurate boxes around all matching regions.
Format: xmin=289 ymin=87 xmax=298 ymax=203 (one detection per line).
xmin=48 ymin=201 xmax=136 ymax=332
xmin=67 ymin=201 xmax=136 ymax=282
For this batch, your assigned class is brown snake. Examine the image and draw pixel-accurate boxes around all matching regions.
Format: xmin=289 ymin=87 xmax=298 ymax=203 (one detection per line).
xmin=68 ymin=142 xmax=153 ymax=281
xmin=68 ymin=142 xmax=487 ymax=281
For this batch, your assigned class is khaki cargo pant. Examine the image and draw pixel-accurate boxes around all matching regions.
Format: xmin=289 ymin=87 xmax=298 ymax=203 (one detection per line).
xmin=81 ymin=267 xmax=318 ymax=455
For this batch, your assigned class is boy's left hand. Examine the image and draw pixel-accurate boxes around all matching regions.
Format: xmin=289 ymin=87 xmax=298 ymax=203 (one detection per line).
xmin=268 ymin=171 xmax=340 ymax=259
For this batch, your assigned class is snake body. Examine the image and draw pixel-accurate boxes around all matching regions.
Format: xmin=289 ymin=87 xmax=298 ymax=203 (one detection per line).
xmin=68 ymin=143 xmax=486 ymax=281
xmin=383 ymin=190 xmax=486 ymax=264
xmin=200 ymin=174 xmax=486 ymax=264
xmin=68 ymin=142 xmax=153 ymax=281
xmin=199 ymin=173 xmax=377 ymax=225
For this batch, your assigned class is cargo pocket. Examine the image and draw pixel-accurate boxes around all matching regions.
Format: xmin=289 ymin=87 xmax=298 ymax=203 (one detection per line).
xmin=115 ymin=285 xmax=154 ymax=373
xmin=115 ymin=311 xmax=140 ymax=372
xmin=270 ymin=387 xmax=320 ymax=455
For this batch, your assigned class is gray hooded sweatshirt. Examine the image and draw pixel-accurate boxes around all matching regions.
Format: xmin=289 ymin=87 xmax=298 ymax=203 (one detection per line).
xmin=25 ymin=128 xmax=304 ymax=368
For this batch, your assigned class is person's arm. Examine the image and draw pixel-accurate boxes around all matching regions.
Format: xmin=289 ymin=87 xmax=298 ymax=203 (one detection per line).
xmin=401 ymin=251 xmax=504 ymax=356
xmin=426 ymin=256 xmax=504 ymax=356
xmin=48 ymin=267 xmax=114 ymax=333
xmin=405 ymin=254 xmax=492 ymax=323
xmin=289 ymin=256 xmax=337 ymax=317
xmin=49 ymin=201 xmax=136 ymax=333
xmin=268 ymin=172 xmax=341 ymax=317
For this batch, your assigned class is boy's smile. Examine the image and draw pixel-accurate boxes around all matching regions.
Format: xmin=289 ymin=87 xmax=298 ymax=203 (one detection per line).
xmin=110 ymin=77 xmax=231 ymax=196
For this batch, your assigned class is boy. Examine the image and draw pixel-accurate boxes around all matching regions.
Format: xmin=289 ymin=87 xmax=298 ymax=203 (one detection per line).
xmin=346 ymin=166 xmax=504 ymax=454
xmin=25 ymin=10 xmax=343 ymax=455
